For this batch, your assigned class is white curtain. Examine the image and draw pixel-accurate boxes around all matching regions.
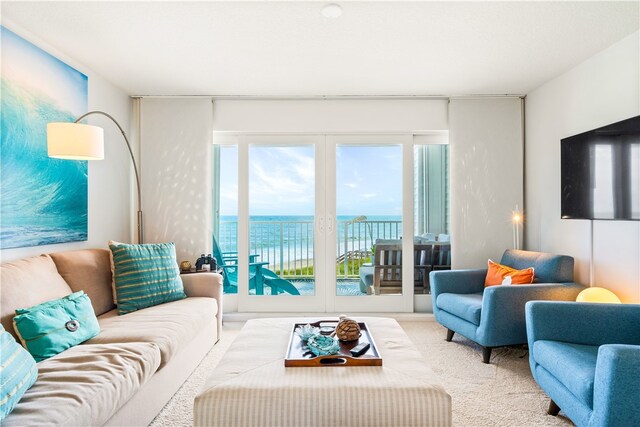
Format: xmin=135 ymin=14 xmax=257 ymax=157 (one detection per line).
xmin=139 ymin=98 xmax=214 ymax=263
xmin=137 ymin=96 xmax=523 ymax=271
xmin=449 ymin=97 xmax=524 ymax=269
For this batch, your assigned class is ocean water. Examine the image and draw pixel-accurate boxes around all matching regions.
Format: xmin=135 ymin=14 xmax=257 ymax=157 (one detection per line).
xmin=217 ymin=215 xmax=402 ymax=265
xmin=0 ymin=79 xmax=88 ymax=249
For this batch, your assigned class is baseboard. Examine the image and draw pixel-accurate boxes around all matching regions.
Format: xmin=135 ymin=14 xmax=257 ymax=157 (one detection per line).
xmin=223 ymin=312 xmax=435 ymax=322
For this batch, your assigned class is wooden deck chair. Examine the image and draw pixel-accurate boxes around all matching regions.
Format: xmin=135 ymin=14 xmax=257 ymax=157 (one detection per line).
xmin=432 ymin=243 xmax=451 ymax=271
xmin=373 ymin=242 xmax=403 ymax=295
xmin=414 ymin=244 xmax=435 ymax=294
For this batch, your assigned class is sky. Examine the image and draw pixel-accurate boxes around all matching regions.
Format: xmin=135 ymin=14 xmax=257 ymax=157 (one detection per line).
xmin=1 ymin=26 xmax=88 ymax=117
xmin=218 ymin=144 xmax=402 ymax=216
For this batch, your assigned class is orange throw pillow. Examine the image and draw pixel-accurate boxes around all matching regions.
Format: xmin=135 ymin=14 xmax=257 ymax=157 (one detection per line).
xmin=484 ymin=259 xmax=535 ymax=287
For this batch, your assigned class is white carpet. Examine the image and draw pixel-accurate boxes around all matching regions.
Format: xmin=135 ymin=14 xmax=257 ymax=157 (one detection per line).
xmin=149 ymin=319 xmax=574 ymax=427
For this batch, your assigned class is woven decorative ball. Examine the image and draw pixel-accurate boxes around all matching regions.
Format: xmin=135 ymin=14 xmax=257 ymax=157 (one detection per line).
xmin=179 ymin=261 xmax=192 ymax=272
xmin=335 ymin=315 xmax=361 ymax=342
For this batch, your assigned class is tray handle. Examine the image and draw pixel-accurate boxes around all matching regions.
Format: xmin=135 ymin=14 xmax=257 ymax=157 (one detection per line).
xmin=315 ymin=356 xmax=348 ymax=366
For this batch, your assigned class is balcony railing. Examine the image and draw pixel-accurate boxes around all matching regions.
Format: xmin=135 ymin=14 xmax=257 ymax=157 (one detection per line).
xmin=218 ymin=219 xmax=402 ymax=279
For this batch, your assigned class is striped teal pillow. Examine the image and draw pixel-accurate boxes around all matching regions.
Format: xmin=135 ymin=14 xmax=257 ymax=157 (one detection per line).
xmin=0 ymin=325 xmax=38 ymax=421
xmin=109 ymin=242 xmax=186 ymax=315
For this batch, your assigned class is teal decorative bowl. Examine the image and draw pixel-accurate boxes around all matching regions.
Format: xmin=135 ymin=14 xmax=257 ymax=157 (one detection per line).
xmin=307 ymin=334 xmax=340 ymax=356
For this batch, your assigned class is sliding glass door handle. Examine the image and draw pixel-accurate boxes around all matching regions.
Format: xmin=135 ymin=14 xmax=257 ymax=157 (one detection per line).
xmin=327 ymin=216 xmax=334 ymax=234
xmin=317 ymin=217 xmax=325 ymax=236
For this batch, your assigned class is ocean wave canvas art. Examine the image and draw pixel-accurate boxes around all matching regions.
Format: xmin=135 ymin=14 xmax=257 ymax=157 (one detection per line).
xmin=1 ymin=26 xmax=88 ymax=249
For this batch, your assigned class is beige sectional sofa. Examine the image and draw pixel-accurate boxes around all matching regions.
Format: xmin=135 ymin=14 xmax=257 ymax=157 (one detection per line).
xmin=0 ymin=248 xmax=223 ymax=426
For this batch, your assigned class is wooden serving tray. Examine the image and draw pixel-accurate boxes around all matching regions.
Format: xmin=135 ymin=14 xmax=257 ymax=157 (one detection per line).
xmin=285 ymin=320 xmax=382 ymax=367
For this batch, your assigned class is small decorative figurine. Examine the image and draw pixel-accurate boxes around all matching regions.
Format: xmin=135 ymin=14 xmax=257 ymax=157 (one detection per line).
xmin=335 ymin=315 xmax=361 ymax=342
xmin=295 ymin=324 xmax=320 ymax=342
xmin=179 ymin=261 xmax=192 ymax=272
xmin=307 ymin=334 xmax=340 ymax=356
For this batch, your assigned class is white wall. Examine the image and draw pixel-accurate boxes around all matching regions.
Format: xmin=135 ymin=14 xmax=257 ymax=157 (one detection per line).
xmin=525 ymin=31 xmax=640 ymax=303
xmin=139 ymin=98 xmax=214 ymax=264
xmin=0 ymin=22 xmax=132 ymax=263
xmin=449 ymin=97 xmax=524 ymax=268
xmin=212 ymin=99 xmax=448 ymax=133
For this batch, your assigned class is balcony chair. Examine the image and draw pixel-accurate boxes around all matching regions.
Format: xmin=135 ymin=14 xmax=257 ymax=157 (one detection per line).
xmin=359 ymin=239 xmax=451 ymax=294
xmin=373 ymin=241 xmax=403 ymax=294
xmin=213 ymin=238 xmax=300 ymax=295
xmin=430 ymin=249 xmax=584 ymax=363
xmin=432 ymin=243 xmax=451 ymax=272
xmin=414 ymin=243 xmax=436 ymax=294
xmin=526 ymin=301 xmax=640 ymax=427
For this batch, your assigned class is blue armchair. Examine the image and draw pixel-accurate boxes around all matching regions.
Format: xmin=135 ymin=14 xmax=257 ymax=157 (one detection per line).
xmin=430 ymin=249 xmax=584 ymax=363
xmin=526 ymin=301 xmax=640 ymax=427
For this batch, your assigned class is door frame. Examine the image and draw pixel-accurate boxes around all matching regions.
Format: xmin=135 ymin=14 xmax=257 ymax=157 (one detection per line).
xmin=237 ymin=134 xmax=327 ymax=312
xmin=325 ymin=134 xmax=414 ymax=313
xmin=214 ymin=132 xmax=419 ymax=313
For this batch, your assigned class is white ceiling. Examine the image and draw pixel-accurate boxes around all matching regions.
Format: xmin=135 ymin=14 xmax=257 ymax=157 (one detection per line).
xmin=3 ymin=1 xmax=639 ymax=96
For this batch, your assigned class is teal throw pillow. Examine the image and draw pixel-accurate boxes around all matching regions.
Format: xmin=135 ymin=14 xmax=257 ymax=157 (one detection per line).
xmin=109 ymin=242 xmax=186 ymax=315
xmin=0 ymin=325 xmax=38 ymax=421
xmin=13 ymin=291 xmax=100 ymax=362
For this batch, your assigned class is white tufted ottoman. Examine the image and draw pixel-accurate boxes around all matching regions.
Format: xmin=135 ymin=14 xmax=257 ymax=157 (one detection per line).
xmin=194 ymin=317 xmax=451 ymax=426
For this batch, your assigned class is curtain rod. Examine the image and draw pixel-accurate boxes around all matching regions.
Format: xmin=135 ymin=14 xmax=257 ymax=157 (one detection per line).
xmin=130 ymin=94 xmax=526 ymax=100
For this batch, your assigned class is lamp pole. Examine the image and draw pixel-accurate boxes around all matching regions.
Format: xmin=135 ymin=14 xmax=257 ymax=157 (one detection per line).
xmin=75 ymin=111 xmax=143 ymax=243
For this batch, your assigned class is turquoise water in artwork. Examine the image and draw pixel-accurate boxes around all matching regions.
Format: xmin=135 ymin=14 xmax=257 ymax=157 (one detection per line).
xmin=1 ymin=27 xmax=88 ymax=249
xmin=0 ymin=79 xmax=88 ymax=248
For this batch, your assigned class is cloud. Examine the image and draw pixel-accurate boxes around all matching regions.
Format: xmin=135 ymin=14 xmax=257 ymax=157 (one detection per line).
xmin=247 ymin=146 xmax=316 ymax=214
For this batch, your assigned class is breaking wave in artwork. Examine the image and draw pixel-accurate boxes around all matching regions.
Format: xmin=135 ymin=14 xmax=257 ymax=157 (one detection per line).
xmin=1 ymin=79 xmax=88 ymax=249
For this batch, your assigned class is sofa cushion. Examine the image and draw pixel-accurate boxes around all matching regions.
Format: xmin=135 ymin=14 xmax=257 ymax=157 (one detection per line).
xmin=13 ymin=291 xmax=100 ymax=362
xmin=109 ymin=242 xmax=186 ymax=314
xmin=436 ymin=292 xmax=483 ymax=326
xmin=1 ymin=342 xmax=161 ymax=427
xmin=1 ymin=255 xmax=73 ymax=339
xmin=533 ymin=340 xmax=599 ymax=407
xmin=50 ymin=249 xmax=116 ymax=316
xmin=88 ymin=296 xmax=217 ymax=368
xmin=0 ymin=325 xmax=38 ymax=421
xmin=485 ymin=259 xmax=534 ymax=287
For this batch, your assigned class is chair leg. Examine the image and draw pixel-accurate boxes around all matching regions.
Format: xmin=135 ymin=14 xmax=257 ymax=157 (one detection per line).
xmin=482 ymin=346 xmax=492 ymax=364
xmin=547 ymin=399 xmax=561 ymax=416
xmin=446 ymin=329 xmax=455 ymax=342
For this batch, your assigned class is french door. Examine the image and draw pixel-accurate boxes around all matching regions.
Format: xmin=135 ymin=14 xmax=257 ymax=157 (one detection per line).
xmin=236 ymin=135 xmax=325 ymax=312
xmin=326 ymin=135 xmax=414 ymax=313
xmin=214 ymin=134 xmax=415 ymax=313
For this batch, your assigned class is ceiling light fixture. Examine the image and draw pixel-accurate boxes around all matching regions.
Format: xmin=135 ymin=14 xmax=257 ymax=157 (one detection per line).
xmin=322 ymin=3 xmax=342 ymax=18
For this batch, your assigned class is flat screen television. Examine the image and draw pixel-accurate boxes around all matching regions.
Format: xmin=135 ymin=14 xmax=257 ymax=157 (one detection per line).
xmin=561 ymin=115 xmax=640 ymax=221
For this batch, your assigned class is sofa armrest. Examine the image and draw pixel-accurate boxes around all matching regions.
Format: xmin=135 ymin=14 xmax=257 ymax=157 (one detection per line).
xmin=591 ymin=344 xmax=640 ymax=427
xmin=478 ymin=283 xmax=584 ymax=345
xmin=181 ymin=272 xmax=223 ymax=338
xmin=430 ymin=269 xmax=487 ymax=296
xmin=525 ymin=301 xmax=640 ymax=348
xmin=182 ymin=272 xmax=223 ymax=299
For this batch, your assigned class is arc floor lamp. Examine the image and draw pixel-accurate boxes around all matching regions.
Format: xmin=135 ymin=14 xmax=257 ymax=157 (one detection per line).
xmin=47 ymin=111 xmax=144 ymax=243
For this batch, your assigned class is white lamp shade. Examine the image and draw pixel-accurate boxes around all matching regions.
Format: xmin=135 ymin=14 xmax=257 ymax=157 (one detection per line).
xmin=47 ymin=122 xmax=104 ymax=160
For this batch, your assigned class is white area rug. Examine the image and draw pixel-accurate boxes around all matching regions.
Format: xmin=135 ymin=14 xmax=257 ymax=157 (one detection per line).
xmin=149 ymin=319 xmax=573 ymax=427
